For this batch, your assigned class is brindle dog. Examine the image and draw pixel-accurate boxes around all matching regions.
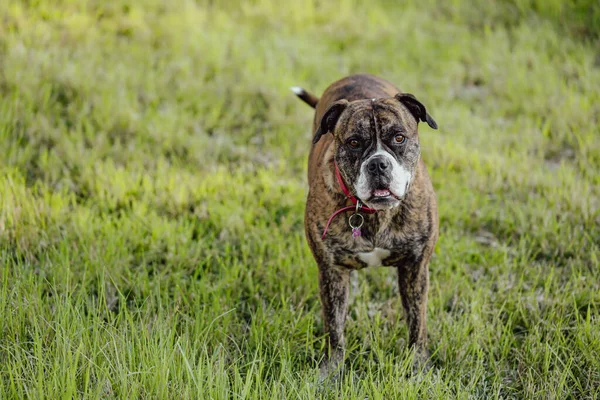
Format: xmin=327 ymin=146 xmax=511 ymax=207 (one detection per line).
xmin=292 ymin=74 xmax=439 ymax=374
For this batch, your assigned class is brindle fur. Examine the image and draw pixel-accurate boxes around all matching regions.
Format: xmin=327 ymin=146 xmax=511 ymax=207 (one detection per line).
xmin=298 ymin=74 xmax=439 ymax=374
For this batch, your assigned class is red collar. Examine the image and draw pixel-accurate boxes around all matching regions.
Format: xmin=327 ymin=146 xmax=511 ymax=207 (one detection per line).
xmin=321 ymin=162 xmax=378 ymax=239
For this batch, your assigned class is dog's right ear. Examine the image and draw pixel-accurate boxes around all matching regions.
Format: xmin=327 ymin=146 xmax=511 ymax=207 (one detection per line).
xmin=312 ymin=100 xmax=348 ymax=144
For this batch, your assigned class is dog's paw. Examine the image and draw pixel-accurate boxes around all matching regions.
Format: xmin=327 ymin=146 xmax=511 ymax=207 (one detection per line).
xmin=412 ymin=347 xmax=432 ymax=373
xmin=318 ymin=352 xmax=345 ymax=383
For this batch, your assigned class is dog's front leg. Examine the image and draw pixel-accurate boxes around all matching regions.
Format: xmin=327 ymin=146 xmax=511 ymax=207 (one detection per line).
xmin=397 ymin=260 xmax=430 ymax=368
xmin=318 ymin=265 xmax=350 ymax=375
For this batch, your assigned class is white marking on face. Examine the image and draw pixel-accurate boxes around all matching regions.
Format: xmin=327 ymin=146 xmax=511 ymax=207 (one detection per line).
xmin=355 ymin=144 xmax=412 ymax=207
xmin=358 ymin=247 xmax=391 ymax=267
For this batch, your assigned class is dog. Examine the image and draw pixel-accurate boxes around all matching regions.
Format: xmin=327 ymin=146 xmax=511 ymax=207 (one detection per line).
xmin=292 ymin=74 xmax=439 ymax=374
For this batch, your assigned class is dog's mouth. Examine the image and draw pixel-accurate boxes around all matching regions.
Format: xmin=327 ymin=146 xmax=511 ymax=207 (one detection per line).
xmin=373 ymin=189 xmax=392 ymax=198
xmin=363 ymin=188 xmax=402 ymax=208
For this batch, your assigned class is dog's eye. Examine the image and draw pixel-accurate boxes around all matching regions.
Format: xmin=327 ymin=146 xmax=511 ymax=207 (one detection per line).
xmin=394 ymin=135 xmax=406 ymax=144
xmin=348 ymin=139 xmax=361 ymax=149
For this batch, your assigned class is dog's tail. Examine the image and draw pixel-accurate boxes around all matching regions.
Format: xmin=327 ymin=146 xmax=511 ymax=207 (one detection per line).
xmin=290 ymin=86 xmax=319 ymax=108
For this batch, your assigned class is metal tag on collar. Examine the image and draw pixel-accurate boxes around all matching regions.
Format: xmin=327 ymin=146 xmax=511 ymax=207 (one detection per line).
xmin=349 ymin=201 xmax=364 ymax=238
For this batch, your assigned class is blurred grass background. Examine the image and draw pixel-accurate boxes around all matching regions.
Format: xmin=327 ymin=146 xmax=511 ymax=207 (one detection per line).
xmin=0 ymin=0 xmax=599 ymax=398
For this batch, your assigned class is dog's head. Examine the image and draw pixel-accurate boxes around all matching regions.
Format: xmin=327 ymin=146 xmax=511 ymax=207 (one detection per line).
xmin=313 ymin=94 xmax=437 ymax=210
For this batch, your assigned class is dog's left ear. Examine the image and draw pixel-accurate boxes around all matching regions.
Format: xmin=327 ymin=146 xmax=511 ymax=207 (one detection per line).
xmin=313 ymin=99 xmax=348 ymax=144
xmin=394 ymin=93 xmax=438 ymax=130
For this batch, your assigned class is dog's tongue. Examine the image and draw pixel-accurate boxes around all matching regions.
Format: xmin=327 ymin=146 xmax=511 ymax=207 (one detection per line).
xmin=374 ymin=189 xmax=391 ymax=197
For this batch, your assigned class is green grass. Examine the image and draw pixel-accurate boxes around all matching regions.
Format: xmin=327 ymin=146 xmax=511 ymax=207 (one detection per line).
xmin=1 ymin=0 xmax=599 ymax=398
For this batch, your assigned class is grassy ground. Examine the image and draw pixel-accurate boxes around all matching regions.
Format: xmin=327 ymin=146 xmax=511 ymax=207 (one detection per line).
xmin=1 ymin=0 xmax=599 ymax=398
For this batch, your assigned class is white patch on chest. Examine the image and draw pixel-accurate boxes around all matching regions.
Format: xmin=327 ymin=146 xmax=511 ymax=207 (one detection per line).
xmin=357 ymin=248 xmax=391 ymax=267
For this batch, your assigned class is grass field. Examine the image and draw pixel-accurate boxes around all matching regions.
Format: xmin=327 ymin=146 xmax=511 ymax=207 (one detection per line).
xmin=1 ymin=0 xmax=599 ymax=398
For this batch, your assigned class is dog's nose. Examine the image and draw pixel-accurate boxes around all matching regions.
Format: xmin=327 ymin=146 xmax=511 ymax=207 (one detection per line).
xmin=367 ymin=156 xmax=391 ymax=174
